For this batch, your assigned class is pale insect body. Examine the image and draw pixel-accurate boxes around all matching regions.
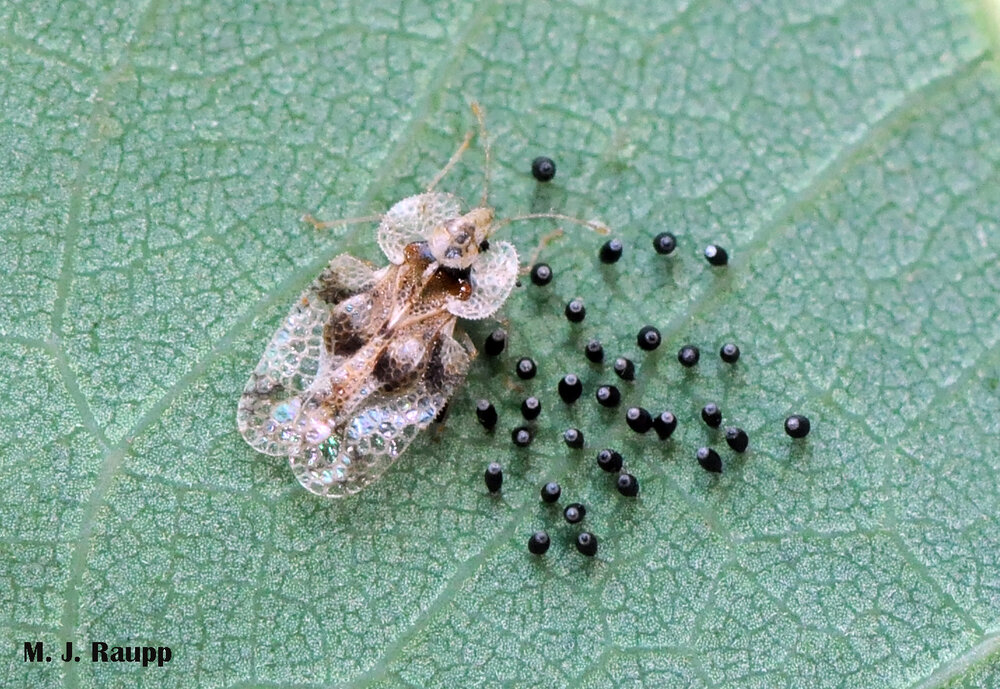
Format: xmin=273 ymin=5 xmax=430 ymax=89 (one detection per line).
xmin=237 ymin=191 xmax=518 ymax=497
xmin=238 ymin=106 xmax=607 ymax=498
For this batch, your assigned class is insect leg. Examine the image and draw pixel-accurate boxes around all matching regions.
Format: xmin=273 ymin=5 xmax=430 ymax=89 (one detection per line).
xmin=455 ymin=325 xmax=477 ymax=358
xmin=518 ymin=228 xmax=566 ymax=275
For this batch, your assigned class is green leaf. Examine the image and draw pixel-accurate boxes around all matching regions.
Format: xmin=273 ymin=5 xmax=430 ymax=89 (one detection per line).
xmin=2 ymin=1 xmax=999 ymax=687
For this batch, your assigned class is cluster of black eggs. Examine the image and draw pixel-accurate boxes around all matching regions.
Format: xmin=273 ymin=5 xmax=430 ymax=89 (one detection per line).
xmin=531 ymin=159 xmax=728 ymax=269
xmin=476 ymin=157 xmax=812 ymax=556
xmin=529 ymin=489 xmax=598 ymax=556
xmin=484 ymin=451 xmax=598 ymax=556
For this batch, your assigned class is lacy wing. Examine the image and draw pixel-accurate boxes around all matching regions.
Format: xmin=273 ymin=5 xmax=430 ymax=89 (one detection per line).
xmin=236 ymin=253 xmax=376 ymax=456
xmin=377 ymin=192 xmax=462 ymax=264
xmin=288 ymin=327 xmax=472 ymax=497
xmin=445 ymin=240 xmax=518 ymax=320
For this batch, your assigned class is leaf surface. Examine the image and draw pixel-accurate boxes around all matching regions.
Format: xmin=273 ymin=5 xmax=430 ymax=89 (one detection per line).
xmin=2 ymin=1 xmax=1000 ymax=687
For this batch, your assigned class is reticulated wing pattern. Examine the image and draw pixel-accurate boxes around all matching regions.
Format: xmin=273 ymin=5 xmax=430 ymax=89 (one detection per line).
xmin=313 ymin=253 xmax=378 ymax=305
xmin=377 ymin=192 xmax=462 ymax=264
xmin=236 ymin=253 xmax=376 ymax=456
xmin=288 ymin=330 xmax=472 ymax=497
xmin=445 ymin=240 xmax=518 ymax=320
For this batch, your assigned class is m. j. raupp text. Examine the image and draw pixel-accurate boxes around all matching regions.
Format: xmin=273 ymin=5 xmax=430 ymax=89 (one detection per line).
xmin=23 ymin=641 xmax=172 ymax=667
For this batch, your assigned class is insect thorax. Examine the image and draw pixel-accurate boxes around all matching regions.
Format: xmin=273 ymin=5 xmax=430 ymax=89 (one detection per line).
xmin=317 ymin=242 xmax=472 ymax=424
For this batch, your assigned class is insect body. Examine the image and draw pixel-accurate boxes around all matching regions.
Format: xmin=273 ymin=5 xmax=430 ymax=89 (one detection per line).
xmin=237 ymin=192 xmax=519 ymax=497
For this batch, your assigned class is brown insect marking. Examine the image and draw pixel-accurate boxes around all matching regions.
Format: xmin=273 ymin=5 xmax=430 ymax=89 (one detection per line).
xmin=427 ymin=266 xmax=472 ymax=301
xmin=324 ymin=320 xmax=365 ymax=357
xmin=323 ymin=293 xmax=373 ymax=356
xmin=424 ymin=338 xmax=455 ymax=394
xmin=316 ymin=266 xmax=370 ymax=305
xmin=317 ymin=283 xmax=358 ymax=305
xmin=403 ymin=241 xmax=435 ymax=266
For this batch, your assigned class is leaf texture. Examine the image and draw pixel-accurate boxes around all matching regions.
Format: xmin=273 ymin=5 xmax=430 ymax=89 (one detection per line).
xmin=2 ymin=1 xmax=999 ymax=687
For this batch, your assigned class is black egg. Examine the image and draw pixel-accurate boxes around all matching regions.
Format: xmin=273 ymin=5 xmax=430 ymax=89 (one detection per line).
xmin=540 ymin=481 xmax=561 ymax=504
xmin=575 ymin=531 xmax=598 ymax=556
xmin=565 ymin=298 xmax=586 ymax=323
xmin=475 ymin=399 xmax=497 ymax=430
xmin=558 ymin=374 xmax=583 ymax=404
xmin=720 ymin=343 xmax=740 ymax=363
xmin=696 ymin=447 xmax=722 ymax=473
xmin=564 ymin=503 xmax=586 ymax=524
xmin=613 ymin=357 xmax=635 ymax=381
xmin=616 ymin=473 xmax=639 ymax=497
xmin=484 ymin=329 xmax=507 ymax=357
xmin=704 ymin=244 xmax=729 ymax=266
xmin=725 ymin=427 xmax=749 ymax=453
xmin=484 ymin=462 xmax=503 ymax=492
xmin=701 ymin=403 xmax=722 ymax=428
xmin=653 ymin=232 xmax=677 ymax=255
xmin=585 ymin=339 xmax=604 ymax=363
xmin=521 ymin=396 xmax=541 ymax=420
xmin=516 ymin=357 xmax=537 ymax=380
xmin=531 ymin=156 xmax=556 ymax=181
xmin=563 ymin=428 xmax=585 ymax=449
xmin=785 ymin=414 xmax=811 ymax=438
xmin=528 ymin=531 xmax=550 ymax=555
xmin=653 ymin=410 xmax=677 ymax=440
xmin=595 ymin=384 xmax=621 ymax=408
xmin=677 ymin=345 xmax=700 ymax=367
xmin=637 ymin=325 xmax=661 ymax=351
xmin=530 ymin=263 xmax=553 ymax=286
xmin=512 ymin=426 xmax=533 ymax=447
xmin=597 ymin=448 xmax=623 ymax=473
xmin=625 ymin=406 xmax=653 ymax=433
xmin=599 ymin=239 xmax=623 ymax=264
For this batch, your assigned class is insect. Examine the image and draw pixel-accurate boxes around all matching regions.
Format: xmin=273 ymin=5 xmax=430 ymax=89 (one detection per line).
xmin=237 ymin=104 xmax=607 ymax=497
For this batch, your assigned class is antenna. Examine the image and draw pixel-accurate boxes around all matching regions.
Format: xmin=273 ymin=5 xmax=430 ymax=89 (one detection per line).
xmin=470 ymin=101 xmax=491 ymax=207
xmin=493 ymin=212 xmax=610 ymax=236
xmin=426 ymin=129 xmax=473 ymax=193
xmin=301 ymin=213 xmax=382 ymax=231
xmin=424 ymin=102 xmax=492 ymax=206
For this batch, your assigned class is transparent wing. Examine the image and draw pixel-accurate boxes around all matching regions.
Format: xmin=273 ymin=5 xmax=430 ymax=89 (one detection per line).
xmin=288 ymin=329 xmax=472 ymax=497
xmin=312 ymin=253 xmax=378 ymax=305
xmin=236 ymin=253 xmax=376 ymax=456
xmin=446 ymin=240 xmax=518 ymax=320
xmin=377 ymin=192 xmax=462 ymax=264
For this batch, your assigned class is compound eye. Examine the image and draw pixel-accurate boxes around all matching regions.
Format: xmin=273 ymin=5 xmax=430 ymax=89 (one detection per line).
xmin=451 ymin=220 xmax=475 ymax=242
